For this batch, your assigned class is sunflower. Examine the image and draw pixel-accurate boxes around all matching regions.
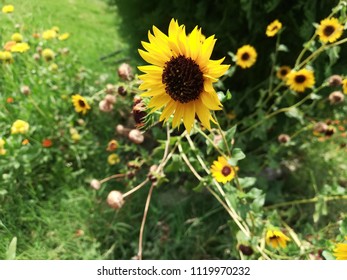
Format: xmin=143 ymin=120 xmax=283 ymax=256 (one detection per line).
xmin=286 ymin=69 xmax=315 ymax=92
xmin=0 ymin=51 xmax=13 ymax=63
xmin=333 ymin=237 xmax=347 ymax=260
xmin=236 ymin=45 xmax=257 ymax=69
xmin=266 ymin=229 xmax=291 ymax=249
xmin=266 ymin=19 xmax=282 ymax=37
xmin=276 ymin=65 xmax=291 ymax=80
xmin=11 ymin=33 xmax=23 ymax=42
xmin=10 ymin=42 xmax=30 ymax=53
xmin=138 ymin=19 xmax=229 ymax=132
xmin=210 ymin=156 xmax=238 ymax=184
xmin=108 ymin=153 xmax=120 ymax=165
xmin=342 ymin=79 xmax=347 ymax=94
xmin=42 ymin=48 xmax=55 ymax=61
xmin=71 ymin=94 xmax=91 ymax=115
xmin=316 ymin=17 xmax=343 ymax=44
xmin=11 ymin=120 xmax=29 ymax=134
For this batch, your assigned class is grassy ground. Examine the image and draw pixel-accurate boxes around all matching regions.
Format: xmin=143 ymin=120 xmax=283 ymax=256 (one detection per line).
xmin=5 ymin=0 xmax=126 ymax=69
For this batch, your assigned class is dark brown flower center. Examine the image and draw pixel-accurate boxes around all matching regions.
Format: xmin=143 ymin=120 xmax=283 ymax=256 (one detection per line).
xmin=241 ymin=52 xmax=250 ymax=61
xmin=323 ymin=25 xmax=335 ymax=37
xmin=222 ymin=166 xmax=232 ymax=176
xmin=78 ymin=99 xmax=86 ymax=107
xmin=295 ymin=74 xmax=306 ymax=84
xmin=162 ymin=55 xmax=204 ymax=103
xmin=280 ymin=69 xmax=288 ymax=76
xmin=269 ymin=235 xmax=279 ymax=240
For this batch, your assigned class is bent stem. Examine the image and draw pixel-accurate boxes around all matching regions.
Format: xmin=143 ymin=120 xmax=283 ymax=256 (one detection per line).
xmin=137 ymin=183 xmax=155 ymax=260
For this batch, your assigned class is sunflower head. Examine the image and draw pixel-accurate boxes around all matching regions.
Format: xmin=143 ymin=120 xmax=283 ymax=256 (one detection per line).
xmin=316 ymin=17 xmax=343 ymax=44
xmin=266 ymin=229 xmax=290 ymax=249
xmin=210 ymin=156 xmax=238 ymax=184
xmin=71 ymin=94 xmax=91 ymax=115
xmin=266 ymin=19 xmax=282 ymax=37
xmin=286 ymin=68 xmax=315 ymax=92
xmin=236 ymin=45 xmax=257 ymax=69
xmin=342 ymin=79 xmax=347 ymax=94
xmin=276 ymin=65 xmax=291 ymax=80
xmin=138 ymin=19 xmax=229 ymax=132
xmin=333 ymin=237 xmax=347 ymax=260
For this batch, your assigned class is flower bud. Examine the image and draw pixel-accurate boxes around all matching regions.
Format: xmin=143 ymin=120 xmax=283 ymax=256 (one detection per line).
xmin=99 ymin=99 xmax=113 ymax=112
xmin=148 ymin=164 xmax=159 ymax=182
xmin=90 ymin=179 xmax=101 ymax=190
xmin=107 ymin=190 xmax=124 ymax=209
xmin=328 ymin=75 xmax=343 ymax=87
xmin=278 ymin=134 xmax=290 ymax=144
xmin=132 ymin=96 xmax=146 ymax=127
xmin=128 ymin=129 xmax=144 ymax=144
xmin=329 ymin=91 xmax=344 ymax=104
xmin=118 ymin=63 xmax=133 ymax=81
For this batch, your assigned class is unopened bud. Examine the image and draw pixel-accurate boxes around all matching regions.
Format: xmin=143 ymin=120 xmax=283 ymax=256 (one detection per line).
xmin=105 ymin=83 xmax=116 ymax=94
xmin=90 ymin=179 xmax=101 ymax=190
xmin=148 ymin=165 xmax=159 ymax=182
xmin=128 ymin=129 xmax=144 ymax=144
xmin=107 ymin=190 xmax=124 ymax=209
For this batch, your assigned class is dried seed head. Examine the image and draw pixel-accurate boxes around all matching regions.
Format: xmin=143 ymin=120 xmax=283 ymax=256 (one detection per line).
xmin=148 ymin=164 xmax=159 ymax=182
xmin=105 ymin=94 xmax=116 ymax=104
xmin=132 ymin=97 xmax=146 ymax=127
xmin=314 ymin=122 xmax=328 ymax=134
xmin=325 ymin=126 xmax=336 ymax=137
xmin=278 ymin=134 xmax=291 ymax=144
xmin=20 ymin=85 xmax=31 ymax=95
xmin=105 ymin=83 xmax=116 ymax=94
xmin=99 ymin=99 xmax=113 ymax=112
xmin=106 ymin=190 xmax=124 ymax=209
xmin=128 ymin=129 xmax=144 ymax=144
xmin=117 ymin=85 xmax=127 ymax=96
xmin=118 ymin=63 xmax=133 ymax=81
xmin=329 ymin=91 xmax=344 ymax=104
xmin=238 ymin=244 xmax=254 ymax=256
xmin=328 ymin=75 xmax=343 ymax=87
xmin=90 ymin=179 xmax=101 ymax=190
xmin=33 ymin=53 xmax=40 ymax=61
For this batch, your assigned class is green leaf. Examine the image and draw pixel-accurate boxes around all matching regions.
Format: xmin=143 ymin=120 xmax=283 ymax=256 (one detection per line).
xmin=6 ymin=237 xmax=17 ymax=260
xmin=322 ymin=250 xmax=335 ymax=260
xmin=238 ymin=177 xmax=256 ymax=189
xmin=285 ymin=107 xmax=304 ymax=124
xmin=232 ymin=148 xmax=246 ymax=160
xmin=277 ymin=44 xmax=289 ymax=52
xmin=339 ymin=218 xmax=347 ymax=236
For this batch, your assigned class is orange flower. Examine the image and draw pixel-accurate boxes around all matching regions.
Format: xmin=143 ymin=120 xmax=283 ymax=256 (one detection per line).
xmin=22 ymin=139 xmax=29 ymax=145
xmin=106 ymin=139 xmax=119 ymax=152
xmin=42 ymin=139 xmax=53 ymax=148
xmin=4 ymin=41 xmax=16 ymax=51
xmin=6 ymin=97 xmax=14 ymax=103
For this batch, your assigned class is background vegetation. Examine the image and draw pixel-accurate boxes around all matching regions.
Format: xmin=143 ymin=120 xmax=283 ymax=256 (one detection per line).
xmin=0 ymin=0 xmax=346 ymax=260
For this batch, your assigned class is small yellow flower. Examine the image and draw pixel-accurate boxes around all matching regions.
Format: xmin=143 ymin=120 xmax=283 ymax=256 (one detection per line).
xmin=71 ymin=133 xmax=81 ymax=141
xmin=42 ymin=29 xmax=57 ymax=40
xmin=210 ymin=156 xmax=238 ymax=184
xmin=0 ymin=148 xmax=6 ymax=155
xmin=48 ymin=63 xmax=58 ymax=71
xmin=107 ymin=139 xmax=119 ymax=152
xmin=42 ymin=48 xmax=55 ymax=61
xmin=266 ymin=19 xmax=282 ymax=37
xmin=316 ymin=17 xmax=343 ymax=44
xmin=342 ymin=79 xmax=347 ymax=94
xmin=107 ymin=153 xmax=120 ymax=165
xmin=71 ymin=94 xmax=91 ymax=115
xmin=333 ymin=237 xmax=347 ymax=260
xmin=266 ymin=229 xmax=291 ymax=249
xmin=11 ymin=120 xmax=30 ymax=134
xmin=286 ymin=69 xmax=315 ymax=92
xmin=2 ymin=5 xmax=14 ymax=13
xmin=58 ymin=33 xmax=70 ymax=41
xmin=10 ymin=42 xmax=30 ymax=53
xmin=11 ymin=33 xmax=23 ymax=42
xmin=276 ymin=66 xmax=292 ymax=80
xmin=0 ymin=138 xmax=5 ymax=148
xmin=51 ymin=26 xmax=60 ymax=33
xmin=0 ymin=51 xmax=13 ymax=63
xmin=236 ymin=45 xmax=257 ymax=69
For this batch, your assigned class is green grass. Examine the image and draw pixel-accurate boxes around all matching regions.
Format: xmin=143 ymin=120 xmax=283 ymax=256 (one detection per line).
xmin=5 ymin=0 xmax=126 ymax=69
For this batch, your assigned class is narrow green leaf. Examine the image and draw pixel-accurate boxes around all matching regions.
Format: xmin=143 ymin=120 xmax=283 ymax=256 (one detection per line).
xmin=6 ymin=237 xmax=17 ymax=260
